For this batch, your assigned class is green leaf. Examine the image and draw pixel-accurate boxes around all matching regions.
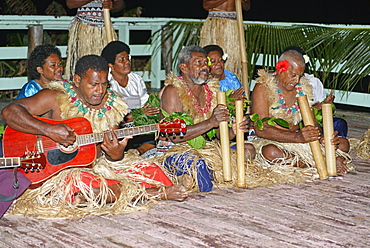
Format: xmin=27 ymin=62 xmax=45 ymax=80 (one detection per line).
xmin=206 ymin=129 xmax=217 ymax=140
xmin=267 ymin=118 xmax=276 ymax=126
xmin=187 ymin=135 xmax=206 ymax=149
xmin=257 ymin=119 xmax=263 ymax=130
xmin=251 ymin=113 xmax=259 ymax=122
xmin=274 ymin=119 xmax=290 ymax=128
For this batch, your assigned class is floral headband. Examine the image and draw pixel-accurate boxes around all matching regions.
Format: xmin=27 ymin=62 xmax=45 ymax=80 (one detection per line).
xmin=275 ymin=60 xmax=290 ymax=73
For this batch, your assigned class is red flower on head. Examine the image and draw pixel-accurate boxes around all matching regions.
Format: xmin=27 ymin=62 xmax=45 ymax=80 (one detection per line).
xmin=276 ymin=60 xmax=290 ymax=73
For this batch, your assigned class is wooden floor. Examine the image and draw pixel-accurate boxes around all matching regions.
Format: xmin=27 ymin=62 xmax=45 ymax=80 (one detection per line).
xmin=0 ymin=109 xmax=369 ymax=248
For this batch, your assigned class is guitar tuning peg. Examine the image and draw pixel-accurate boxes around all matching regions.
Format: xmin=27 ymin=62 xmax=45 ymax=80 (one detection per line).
xmin=30 ymin=167 xmax=34 ymax=172
xmin=180 ymin=132 xmax=184 ymax=137
xmin=24 ymin=168 xmax=28 ymax=173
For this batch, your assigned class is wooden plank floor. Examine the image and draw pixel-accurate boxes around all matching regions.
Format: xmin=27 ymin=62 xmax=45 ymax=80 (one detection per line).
xmin=0 ymin=109 xmax=369 ymax=248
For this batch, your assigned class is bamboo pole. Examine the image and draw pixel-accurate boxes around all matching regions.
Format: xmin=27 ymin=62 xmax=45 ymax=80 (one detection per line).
xmin=217 ymin=92 xmax=232 ymax=181
xmin=235 ymin=0 xmax=250 ymax=103
xmin=322 ymin=103 xmax=337 ymax=176
xmin=103 ymin=8 xmax=114 ymax=43
xmin=235 ymin=100 xmax=246 ymax=187
xmin=298 ymin=95 xmax=328 ymax=180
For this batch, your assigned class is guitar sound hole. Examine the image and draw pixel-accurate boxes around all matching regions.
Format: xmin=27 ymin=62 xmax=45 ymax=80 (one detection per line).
xmin=47 ymin=149 xmax=78 ymax=165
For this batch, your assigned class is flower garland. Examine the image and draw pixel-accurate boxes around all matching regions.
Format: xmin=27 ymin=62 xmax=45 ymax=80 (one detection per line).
xmin=63 ymin=81 xmax=118 ymax=118
xmin=275 ymin=83 xmax=305 ymax=114
xmin=276 ymin=60 xmax=290 ymax=73
xmin=183 ymin=81 xmax=213 ymax=114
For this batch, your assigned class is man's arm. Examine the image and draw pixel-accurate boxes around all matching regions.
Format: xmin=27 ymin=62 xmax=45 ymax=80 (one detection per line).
xmin=1 ymin=90 xmax=76 ymax=147
xmin=251 ymin=83 xmax=320 ymax=143
xmin=160 ymin=85 xmax=229 ymax=143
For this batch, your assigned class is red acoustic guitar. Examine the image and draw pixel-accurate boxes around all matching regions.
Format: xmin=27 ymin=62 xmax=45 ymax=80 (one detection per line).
xmin=2 ymin=117 xmax=186 ymax=184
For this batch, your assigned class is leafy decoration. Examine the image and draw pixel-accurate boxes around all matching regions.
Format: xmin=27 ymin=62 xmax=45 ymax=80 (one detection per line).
xmin=131 ymin=93 xmax=160 ymax=126
xmin=161 ymin=109 xmax=216 ymax=149
xmin=250 ymin=113 xmax=289 ymax=130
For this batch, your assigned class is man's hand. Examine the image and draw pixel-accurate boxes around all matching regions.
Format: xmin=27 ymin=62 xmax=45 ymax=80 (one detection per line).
xmin=101 ymin=0 xmax=113 ymax=9
xmin=101 ymin=129 xmax=132 ymax=161
xmin=209 ymin=104 xmax=230 ymax=127
xmin=48 ymin=124 xmax=76 ymax=147
xmin=320 ymin=130 xmax=340 ymax=149
xmin=231 ymin=116 xmax=249 ymax=135
xmin=299 ymin=125 xmax=321 ymax=143
xmin=142 ymin=103 xmax=160 ymax=116
xmin=229 ymin=87 xmax=245 ymax=101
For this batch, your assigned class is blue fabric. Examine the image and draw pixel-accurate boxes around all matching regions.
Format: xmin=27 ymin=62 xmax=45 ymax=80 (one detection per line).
xmin=218 ymin=70 xmax=243 ymax=92
xmin=333 ymin=117 xmax=348 ymax=138
xmin=164 ymin=152 xmax=213 ymax=192
xmin=16 ymin=80 xmax=42 ymax=99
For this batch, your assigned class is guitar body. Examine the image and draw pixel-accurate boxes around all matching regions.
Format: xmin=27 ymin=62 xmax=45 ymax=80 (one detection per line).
xmin=3 ymin=117 xmax=96 ymax=184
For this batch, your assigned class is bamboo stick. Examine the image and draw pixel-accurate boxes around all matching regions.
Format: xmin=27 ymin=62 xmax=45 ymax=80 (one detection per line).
xmin=103 ymin=8 xmax=114 ymax=43
xmin=297 ymin=95 xmax=328 ymax=180
xmin=322 ymin=103 xmax=337 ymax=176
xmin=217 ymin=92 xmax=232 ymax=181
xmin=235 ymin=100 xmax=246 ymax=187
xmin=235 ymin=0 xmax=250 ymax=107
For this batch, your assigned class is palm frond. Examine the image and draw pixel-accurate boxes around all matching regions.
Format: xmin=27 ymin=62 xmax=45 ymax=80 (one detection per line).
xmin=5 ymin=0 xmax=37 ymax=15
xmin=152 ymin=21 xmax=370 ymax=92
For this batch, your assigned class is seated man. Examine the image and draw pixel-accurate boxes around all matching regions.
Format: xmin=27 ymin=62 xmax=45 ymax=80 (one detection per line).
xmin=251 ymin=49 xmax=352 ymax=175
xmin=203 ymin=44 xmax=244 ymax=100
xmin=17 ymin=44 xmax=63 ymax=99
xmin=281 ymin=46 xmax=349 ymax=152
xmin=1 ymin=55 xmax=187 ymax=219
xmin=159 ymin=45 xmax=255 ymax=192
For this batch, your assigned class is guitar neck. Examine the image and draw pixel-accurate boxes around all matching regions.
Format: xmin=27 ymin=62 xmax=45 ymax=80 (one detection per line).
xmin=77 ymin=124 xmax=158 ymax=146
xmin=0 ymin=157 xmax=21 ymax=169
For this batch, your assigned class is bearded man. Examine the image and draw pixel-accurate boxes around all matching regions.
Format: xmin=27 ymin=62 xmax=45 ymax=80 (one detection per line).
xmin=159 ymin=45 xmax=254 ymax=192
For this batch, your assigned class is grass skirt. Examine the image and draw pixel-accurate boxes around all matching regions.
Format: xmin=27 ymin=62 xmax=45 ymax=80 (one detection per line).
xmin=155 ymin=140 xmax=325 ymax=192
xmin=250 ymin=138 xmax=354 ymax=177
xmin=349 ymin=129 xmax=370 ymax=159
xmin=64 ymin=21 xmax=117 ymax=81
xmin=200 ymin=17 xmax=242 ymax=81
xmin=9 ymin=155 xmax=166 ymax=219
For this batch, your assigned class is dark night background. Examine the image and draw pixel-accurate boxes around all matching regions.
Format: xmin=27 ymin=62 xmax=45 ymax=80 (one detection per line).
xmin=125 ymin=0 xmax=369 ymax=25
xmin=7 ymin=0 xmax=369 ymax=25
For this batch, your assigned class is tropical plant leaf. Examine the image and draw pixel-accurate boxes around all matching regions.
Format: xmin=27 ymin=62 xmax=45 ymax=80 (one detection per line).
xmin=152 ymin=21 xmax=369 ymax=93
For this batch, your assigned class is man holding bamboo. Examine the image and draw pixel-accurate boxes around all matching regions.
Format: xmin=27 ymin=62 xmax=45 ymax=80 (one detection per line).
xmin=250 ymin=49 xmax=352 ymax=175
xmin=159 ymin=45 xmax=254 ymax=192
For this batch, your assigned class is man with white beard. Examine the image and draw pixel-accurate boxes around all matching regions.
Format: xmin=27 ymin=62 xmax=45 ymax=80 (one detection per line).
xmin=158 ymin=46 xmax=254 ymax=192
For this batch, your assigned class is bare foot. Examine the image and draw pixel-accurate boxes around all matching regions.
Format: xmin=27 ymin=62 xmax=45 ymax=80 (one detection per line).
xmin=147 ymin=185 xmax=188 ymax=202
xmin=336 ymin=156 xmax=349 ymax=174
xmin=163 ymin=185 xmax=188 ymax=201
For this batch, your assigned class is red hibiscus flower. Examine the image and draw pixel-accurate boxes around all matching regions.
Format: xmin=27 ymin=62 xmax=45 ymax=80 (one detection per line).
xmin=276 ymin=60 xmax=290 ymax=73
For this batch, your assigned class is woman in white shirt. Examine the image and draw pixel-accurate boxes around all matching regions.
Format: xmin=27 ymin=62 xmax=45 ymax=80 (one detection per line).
xmin=101 ymin=41 xmax=159 ymax=115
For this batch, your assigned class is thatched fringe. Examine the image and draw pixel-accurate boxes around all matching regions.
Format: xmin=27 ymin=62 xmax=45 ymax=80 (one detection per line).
xmin=349 ymin=129 xmax=370 ymax=159
xmin=200 ymin=17 xmax=242 ymax=80
xmin=9 ymin=156 xmax=167 ymax=219
xmin=64 ymin=21 xmax=117 ymax=81
xmin=155 ymin=140 xmax=324 ymax=192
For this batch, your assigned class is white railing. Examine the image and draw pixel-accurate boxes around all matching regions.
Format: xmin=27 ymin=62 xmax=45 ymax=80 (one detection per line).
xmin=0 ymin=15 xmax=369 ymax=108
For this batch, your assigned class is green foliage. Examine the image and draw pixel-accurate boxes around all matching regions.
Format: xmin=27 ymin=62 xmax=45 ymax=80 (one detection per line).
xmin=131 ymin=93 xmax=160 ymax=126
xmin=0 ymin=125 xmax=4 ymax=139
xmin=161 ymin=109 xmax=216 ymax=149
xmin=154 ymin=21 xmax=370 ymax=93
xmin=250 ymin=113 xmax=290 ymax=131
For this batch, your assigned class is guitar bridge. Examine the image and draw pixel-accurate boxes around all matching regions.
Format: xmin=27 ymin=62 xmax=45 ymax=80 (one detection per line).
xmin=36 ymin=135 xmax=44 ymax=154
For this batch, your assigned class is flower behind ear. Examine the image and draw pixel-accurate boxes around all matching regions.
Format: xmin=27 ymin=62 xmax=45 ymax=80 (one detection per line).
xmin=276 ymin=60 xmax=290 ymax=73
